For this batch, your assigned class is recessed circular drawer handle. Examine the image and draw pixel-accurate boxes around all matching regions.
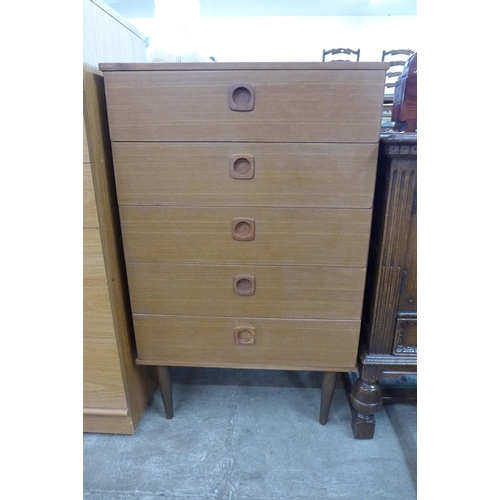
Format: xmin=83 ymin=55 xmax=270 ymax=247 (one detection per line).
xmin=234 ymin=326 xmax=256 ymax=345
xmin=232 ymin=218 xmax=255 ymax=241
xmin=233 ymin=275 xmax=255 ymax=296
xmin=228 ymin=83 xmax=255 ymax=111
xmin=230 ymin=155 xmax=255 ymax=179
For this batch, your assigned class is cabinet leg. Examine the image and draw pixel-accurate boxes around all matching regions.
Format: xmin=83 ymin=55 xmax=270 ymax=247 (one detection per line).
xmin=319 ymin=371 xmax=337 ymax=425
xmin=349 ymin=366 xmax=382 ymax=439
xmin=156 ymin=366 xmax=174 ymax=419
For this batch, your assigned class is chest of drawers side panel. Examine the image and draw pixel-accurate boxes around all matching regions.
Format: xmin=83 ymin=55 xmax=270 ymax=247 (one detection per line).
xmin=83 ymin=0 xmax=157 ymax=434
xmin=83 ymin=286 xmax=128 ymax=409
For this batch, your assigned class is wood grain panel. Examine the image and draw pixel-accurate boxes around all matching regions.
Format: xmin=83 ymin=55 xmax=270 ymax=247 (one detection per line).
xmin=393 ymin=317 xmax=417 ymax=355
xmin=84 ymin=72 xmax=157 ymax=427
xmin=100 ymin=62 xmax=391 ymax=72
xmin=112 ymin=142 xmax=378 ymax=208
xmin=83 ymin=115 xmax=91 ymax=163
xmin=83 ymin=286 xmax=128 ymax=410
xmin=103 ymin=69 xmax=387 ymax=143
xmin=119 ymin=206 xmax=372 ymax=267
xmin=83 ymin=163 xmax=99 ymax=228
xmin=127 ymin=263 xmax=366 ymax=319
xmin=398 ymin=189 xmax=417 ymax=313
xmin=83 ymin=413 xmax=135 ymax=435
xmin=134 ymin=314 xmax=360 ymax=371
xmin=83 ymin=229 xmax=108 ymax=287
xmin=367 ymin=158 xmax=417 ymax=353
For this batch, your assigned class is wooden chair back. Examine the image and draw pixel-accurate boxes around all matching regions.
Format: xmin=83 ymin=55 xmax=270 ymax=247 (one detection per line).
xmin=382 ymin=49 xmax=415 ymax=91
xmin=322 ymin=48 xmax=360 ymax=62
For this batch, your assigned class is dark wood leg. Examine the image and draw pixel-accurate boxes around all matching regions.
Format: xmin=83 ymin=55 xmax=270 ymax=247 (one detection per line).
xmin=348 ymin=365 xmax=383 ymax=439
xmin=319 ymin=371 xmax=337 ymax=425
xmin=156 ymin=366 xmax=174 ymax=419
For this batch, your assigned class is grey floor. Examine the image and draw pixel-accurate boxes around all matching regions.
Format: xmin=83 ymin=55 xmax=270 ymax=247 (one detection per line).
xmin=83 ymin=368 xmax=417 ymax=500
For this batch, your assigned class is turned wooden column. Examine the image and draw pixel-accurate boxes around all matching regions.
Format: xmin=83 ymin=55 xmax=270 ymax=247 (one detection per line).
xmin=349 ymin=365 xmax=383 ymax=439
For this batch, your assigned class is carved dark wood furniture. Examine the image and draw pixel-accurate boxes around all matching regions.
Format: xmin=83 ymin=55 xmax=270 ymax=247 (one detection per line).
xmin=322 ymin=48 xmax=360 ymax=62
xmin=393 ymin=53 xmax=417 ymax=132
xmin=343 ymin=132 xmax=417 ymax=439
xmin=381 ymin=49 xmax=415 ymax=91
xmin=380 ymin=49 xmax=415 ymax=127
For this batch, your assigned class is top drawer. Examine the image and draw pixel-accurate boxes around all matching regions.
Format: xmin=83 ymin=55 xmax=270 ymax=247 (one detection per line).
xmin=101 ymin=64 xmax=388 ymax=143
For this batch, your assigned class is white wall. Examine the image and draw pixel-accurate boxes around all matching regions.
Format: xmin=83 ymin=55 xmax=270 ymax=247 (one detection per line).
xmin=196 ymin=16 xmax=417 ymax=62
xmin=129 ymin=14 xmax=417 ymax=63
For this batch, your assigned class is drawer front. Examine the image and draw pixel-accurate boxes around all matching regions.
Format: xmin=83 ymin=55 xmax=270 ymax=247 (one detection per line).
xmin=119 ymin=206 xmax=372 ymax=267
xmin=112 ymin=142 xmax=378 ymax=209
xmin=104 ymin=70 xmax=385 ymax=143
xmin=127 ymin=263 xmax=366 ymax=320
xmin=134 ymin=314 xmax=360 ymax=370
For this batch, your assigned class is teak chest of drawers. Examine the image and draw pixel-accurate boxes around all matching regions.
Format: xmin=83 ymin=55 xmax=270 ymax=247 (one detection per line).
xmin=99 ymin=62 xmax=388 ymax=424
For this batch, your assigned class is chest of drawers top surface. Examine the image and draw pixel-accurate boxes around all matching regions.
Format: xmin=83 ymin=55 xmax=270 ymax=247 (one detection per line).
xmin=100 ymin=62 xmax=388 ymax=144
xmin=101 ymin=62 xmax=387 ymax=372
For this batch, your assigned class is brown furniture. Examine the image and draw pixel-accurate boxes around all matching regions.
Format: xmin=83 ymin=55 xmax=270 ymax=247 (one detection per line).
xmin=380 ymin=49 xmax=415 ymax=127
xmin=343 ymin=132 xmax=417 ymax=439
xmin=381 ymin=49 xmax=415 ymax=92
xmin=99 ymin=61 xmax=388 ymax=424
xmin=83 ymin=0 xmax=156 ymax=434
xmin=392 ymin=53 xmax=417 ymax=132
xmin=322 ymin=48 xmax=361 ymax=62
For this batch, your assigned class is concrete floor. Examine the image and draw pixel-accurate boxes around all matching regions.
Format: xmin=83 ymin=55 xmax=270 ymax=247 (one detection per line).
xmin=83 ymin=368 xmax=417 ymax=500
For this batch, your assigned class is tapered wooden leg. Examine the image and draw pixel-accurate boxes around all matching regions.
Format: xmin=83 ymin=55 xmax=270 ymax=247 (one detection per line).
xmin=319 ymin=371 xmax=337 ymax=425
xmin=156 ymin=366 xmax=174 ymax=419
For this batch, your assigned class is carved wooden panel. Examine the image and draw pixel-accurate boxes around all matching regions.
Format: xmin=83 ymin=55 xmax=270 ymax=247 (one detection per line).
xmin=393 ymin=317 xmax=417 ymax=355
xmin=398 ymin=191 xmax=417 ymax=314
xmin=348 ymin=133 xmax=417 ymax=438
xmin=362 ymin=137 xmax=417 ymax=355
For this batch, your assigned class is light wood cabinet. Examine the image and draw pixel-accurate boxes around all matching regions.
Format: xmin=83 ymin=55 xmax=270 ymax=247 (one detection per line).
xmin=83 ymin=0 xmax=155 ymax=434
xmin=100 ymin=61 xmax=389 ymax=425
